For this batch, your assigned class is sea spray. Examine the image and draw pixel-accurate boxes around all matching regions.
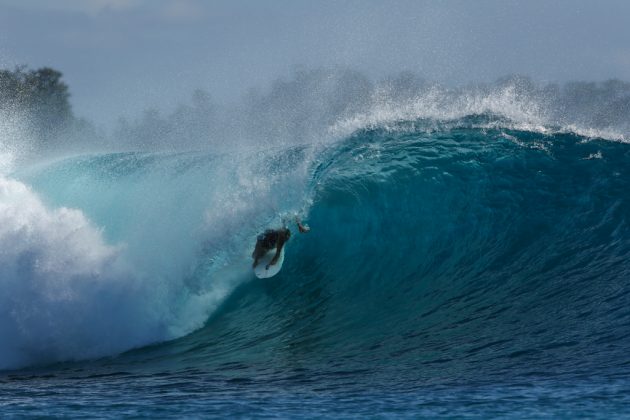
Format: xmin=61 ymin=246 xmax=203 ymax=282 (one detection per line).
xmin=1 ymin=145 xmax=315 ymax=370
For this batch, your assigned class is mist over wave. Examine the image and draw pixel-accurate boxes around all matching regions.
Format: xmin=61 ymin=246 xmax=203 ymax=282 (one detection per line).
xmin=105 ymin=70 xmax=630 ymax=151
xmin=0 ymin=68 xmax=629 ymax=372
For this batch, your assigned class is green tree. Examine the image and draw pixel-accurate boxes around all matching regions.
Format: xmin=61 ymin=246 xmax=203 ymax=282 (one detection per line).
xmin=0 ymin=66 xmax=73 ymax=143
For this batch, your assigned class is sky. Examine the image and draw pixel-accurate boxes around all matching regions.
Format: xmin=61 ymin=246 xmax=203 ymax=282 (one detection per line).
xmin=0 ymin=0 xmax=629 ymax=126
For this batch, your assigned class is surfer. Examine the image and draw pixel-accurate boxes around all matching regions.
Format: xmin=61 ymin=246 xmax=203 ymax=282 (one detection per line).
xmin=252 ymin=218 xmax=310 ymax=269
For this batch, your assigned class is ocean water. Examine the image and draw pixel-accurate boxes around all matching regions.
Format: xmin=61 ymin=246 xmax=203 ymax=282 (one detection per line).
xmin=1 ymin=107 xmax=630 ymax=417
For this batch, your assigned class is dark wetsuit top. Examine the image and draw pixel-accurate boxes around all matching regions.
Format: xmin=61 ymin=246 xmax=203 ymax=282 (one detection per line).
xmin=258 ymin=229 xmax=280 ymax=249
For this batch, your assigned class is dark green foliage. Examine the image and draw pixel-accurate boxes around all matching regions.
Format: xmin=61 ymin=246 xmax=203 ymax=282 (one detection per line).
xmin=0 ymin=66 xmax=73 ymax=142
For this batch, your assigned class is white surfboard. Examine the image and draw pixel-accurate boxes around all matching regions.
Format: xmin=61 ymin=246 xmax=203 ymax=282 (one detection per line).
xmin=254 ymin=247 xmax=285 ymax=279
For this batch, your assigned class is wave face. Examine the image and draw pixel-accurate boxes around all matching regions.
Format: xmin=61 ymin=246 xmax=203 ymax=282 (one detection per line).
xmin=110 ymin=118 xmax=630 ymax=383
xmin=2 ymin=114 xmax=630 ymax=415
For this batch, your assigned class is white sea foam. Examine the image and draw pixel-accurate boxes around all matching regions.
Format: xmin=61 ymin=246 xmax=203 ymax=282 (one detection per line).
xmin=0 ymin=175 xmax=142 ymax=368
xmin=0 ymin=170 xmax=263 ymax=369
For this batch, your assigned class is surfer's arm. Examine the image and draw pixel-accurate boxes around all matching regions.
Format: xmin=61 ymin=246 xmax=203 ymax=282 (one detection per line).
xmin=296 ymin=218 xmax=310 ymax=233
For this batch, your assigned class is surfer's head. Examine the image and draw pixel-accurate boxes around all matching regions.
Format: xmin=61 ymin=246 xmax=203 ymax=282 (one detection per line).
xmin=283 ymin=227 xmax=291 ymax=240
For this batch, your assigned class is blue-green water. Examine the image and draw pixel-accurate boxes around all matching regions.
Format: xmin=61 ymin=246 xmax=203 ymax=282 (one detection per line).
xmin=1 ymin=115 xmax=630 ymax=417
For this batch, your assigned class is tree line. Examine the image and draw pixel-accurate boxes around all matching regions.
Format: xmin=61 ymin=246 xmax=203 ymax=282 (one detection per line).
xmin=2 ymin=65 xmax=629 ymax=152
xmin=0 ymin=66 xmax=75 ymax=140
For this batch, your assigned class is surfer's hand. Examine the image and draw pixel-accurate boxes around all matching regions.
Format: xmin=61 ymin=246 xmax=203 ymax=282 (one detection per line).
xmin=297 ymin=220 xmax=310 ymax=233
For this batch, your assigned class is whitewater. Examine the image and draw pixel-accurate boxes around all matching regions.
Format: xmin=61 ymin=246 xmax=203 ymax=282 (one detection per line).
xmin=1 ymin=81 xmax=630 ymax=417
